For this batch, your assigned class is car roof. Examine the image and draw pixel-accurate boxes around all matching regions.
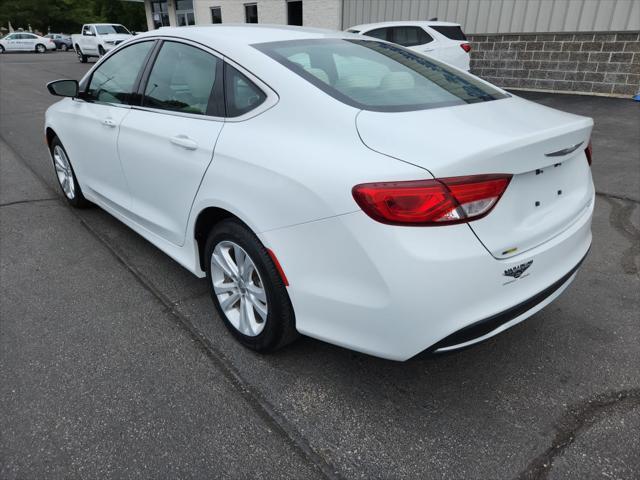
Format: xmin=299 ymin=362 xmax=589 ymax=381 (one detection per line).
xmin=135 ymin=24 xmax=360 ymax=58
xmin=349 ymin=21 xmax=461 ymax=31
xmin=140 ymin=24 xmax=353 ymax=43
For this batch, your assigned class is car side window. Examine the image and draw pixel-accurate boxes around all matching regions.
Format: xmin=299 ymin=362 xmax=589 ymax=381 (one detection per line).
xmin=86 ymin=41 xmax=154 ymax=105
xmin=143 ymin=41 xmax=221 ymax=116
xmin=391 ymin=27 xmax=434 ymax=47
xmin=224 ymin=64 xmax=266 ymax=117
xmin=366 ymin=28 xmax=391 ymax=41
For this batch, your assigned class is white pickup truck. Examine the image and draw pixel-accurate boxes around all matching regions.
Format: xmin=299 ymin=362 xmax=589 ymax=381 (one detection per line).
xmin=72 ymin=23 xmax=133 ymax=63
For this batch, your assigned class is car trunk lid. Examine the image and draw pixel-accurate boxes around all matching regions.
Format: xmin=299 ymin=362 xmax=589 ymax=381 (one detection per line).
xmin=356 ymin=96 xmax=594 ymax=258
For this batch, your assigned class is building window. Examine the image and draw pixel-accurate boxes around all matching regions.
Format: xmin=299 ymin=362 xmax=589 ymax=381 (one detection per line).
xmin=287 ymin=1 xmax=302 ymax=26
xmin=150 ymin=0 xmax=170 ymax=29
xmin=211 ymin=7 xmax=222 ymax=24
xmin=176 ymin=0 xmax=195 ymax=26
xmin=244 ymin=3 xmax=258 ymax=23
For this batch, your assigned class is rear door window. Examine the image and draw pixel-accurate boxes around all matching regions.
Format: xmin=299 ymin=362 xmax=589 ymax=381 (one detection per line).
xmin=143 ymin=41 xmax=222 ymax=116
xmin=390 ymin=27 xmax=433 ymax=47
xmin=430 ymin=25 xmax=467 ymax=41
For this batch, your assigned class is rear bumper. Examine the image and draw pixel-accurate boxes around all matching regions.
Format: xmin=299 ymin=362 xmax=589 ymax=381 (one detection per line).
xmin=430 ymin=247 xmax=589 ymax=352
xmin=260 ymin=196 xmax=593 ymax=361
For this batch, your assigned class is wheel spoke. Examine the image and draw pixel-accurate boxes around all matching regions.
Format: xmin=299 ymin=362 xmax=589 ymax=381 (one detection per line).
xmin=233 ymin=245 xmax=246 ymax=276
xmin=247 ymin=283 xmax=266 ymax=302
xmin=241 ymin=255 xmax=254 ymax=281
xmin=219 ymin=292 xmax=240 ymax=311
xmin=238 ymin=297 xmax=252 ymax=335
xmin=250 ymin=296 xmax=268 ymax=322
xmin=213 ymin=279 xmax=237 ymax=294
xmin=212 ymin=249 xmax=238 ymax=279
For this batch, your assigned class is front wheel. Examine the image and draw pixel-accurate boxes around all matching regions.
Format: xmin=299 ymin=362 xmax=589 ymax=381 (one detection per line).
xmin=35 ymin=44 xmax=46 ymax=53
xmin=0 ymin=45 xmax=5 ymax=54
xmin=205 ymin=219 xmax=298 ymax=352
xmin=98 ymin=45 xmax=105 ymax=56
xmin=75 ymin=46 xmax=87 ymax=63
xmin=49 ymin=137 xmax=91 ymax=208
xmin=61 ymin=44 xmax=68 ymax=52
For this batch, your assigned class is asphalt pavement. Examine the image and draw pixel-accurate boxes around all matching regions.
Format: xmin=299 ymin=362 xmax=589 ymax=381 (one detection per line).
xmin=1 ymin=51 xmax=639 ymax=479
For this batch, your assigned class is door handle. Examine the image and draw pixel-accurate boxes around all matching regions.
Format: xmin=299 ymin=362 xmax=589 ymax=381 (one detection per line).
xmin=102 ymin=118 xmax=116 ymax=128
xmin=170 ymin=135 xmax=198 ymax=151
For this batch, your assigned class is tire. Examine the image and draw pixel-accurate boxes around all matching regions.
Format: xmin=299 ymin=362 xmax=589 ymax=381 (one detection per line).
xmin=49 ymin=137 xmax=91 ymax=208
xmin=75 ymin=45 xmax=87 ymax=63
xmin=98 ymin=45 xmax=105 ymax=56
xmin=0 ymin=45 xmax=5 ymax=54
xmin=205 ymin=219 xmax=298 ymax=353
xmin=35 ymin=43 xmax=46 ymax=53
xmin=61 ymin=44 xmax=68 ymax=52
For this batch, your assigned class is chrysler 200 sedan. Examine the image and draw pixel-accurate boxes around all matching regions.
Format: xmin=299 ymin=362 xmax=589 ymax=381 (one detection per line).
xmin=44 ymin=25 xmax=594 ymax=361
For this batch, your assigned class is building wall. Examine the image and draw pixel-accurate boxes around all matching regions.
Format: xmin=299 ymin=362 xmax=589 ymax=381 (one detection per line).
xmin=469 ymin=31 xmax=640 ymax=97
xmin=342 ymin=0 xmax=640 ymax=34
xmin=192 ymin=0 xmax=341 ymax=29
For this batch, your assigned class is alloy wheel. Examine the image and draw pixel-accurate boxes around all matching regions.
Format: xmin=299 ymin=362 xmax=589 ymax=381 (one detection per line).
xmin=52 ymin=145 xmax=75 ymax=199
xmin=211 ymin=241 xmax=268 ymax=336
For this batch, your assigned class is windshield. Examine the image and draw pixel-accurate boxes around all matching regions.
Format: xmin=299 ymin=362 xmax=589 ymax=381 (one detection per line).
xmin=254 ymin=39 xmax=507 ymax=112
xmin=95 ymin=24 xmax=130 ymax=35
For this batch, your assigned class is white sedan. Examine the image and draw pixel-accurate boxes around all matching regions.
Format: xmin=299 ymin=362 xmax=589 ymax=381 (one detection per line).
xmin=44 ymin=26 xmax=594 ymax=361
xmin=0 ymin=32 xmax=56 ymax=53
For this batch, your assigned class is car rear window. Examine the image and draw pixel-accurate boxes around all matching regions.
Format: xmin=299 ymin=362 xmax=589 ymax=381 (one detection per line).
xmin=430 ymin=25 xmax=467 ymax=41
xmin=254 ymin=39 xmax=506 ymax=112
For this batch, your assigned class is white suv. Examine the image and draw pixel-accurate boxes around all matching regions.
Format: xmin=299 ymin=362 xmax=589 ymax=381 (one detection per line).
xmin=347 ymin=21 xmax=471 ymax=71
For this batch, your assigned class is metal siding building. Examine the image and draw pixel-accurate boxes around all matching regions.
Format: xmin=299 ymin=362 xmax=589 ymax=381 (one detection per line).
xmin=341 ymin=0 xmax=640 ymax=33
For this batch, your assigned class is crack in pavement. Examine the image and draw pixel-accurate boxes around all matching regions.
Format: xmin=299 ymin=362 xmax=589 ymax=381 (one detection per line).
xmin=596 ymin=191 xmax=640 ymax=205
xmin=600 ymin=196 xmax=640 ymax=276
xmin=516 ymin=389 xmax=640 ymax=480
xmin=0 ymin=198 xmax=58 ymax=208
xmin=0 ymin=136 xmax=344 ymax=480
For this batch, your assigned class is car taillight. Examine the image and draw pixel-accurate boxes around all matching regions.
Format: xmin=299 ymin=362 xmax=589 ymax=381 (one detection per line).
xmin=461 ymin=43 xmax=472 ymax=53
xmin=585 ymin=140 xmax=592 ymax=166
xmin=352 ymin=174 xmax=511 ymax=226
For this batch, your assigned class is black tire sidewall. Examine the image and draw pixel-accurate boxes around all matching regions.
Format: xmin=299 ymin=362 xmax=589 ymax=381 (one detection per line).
xmin=205 ymin=220 xmax=296 ymax=352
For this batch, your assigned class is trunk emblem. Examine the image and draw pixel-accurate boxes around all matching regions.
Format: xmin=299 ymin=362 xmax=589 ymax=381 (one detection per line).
xmin=504 ymin=260 xmax=533 ymax=279
xmin=545 ymin=142 xmax=583 ymax=157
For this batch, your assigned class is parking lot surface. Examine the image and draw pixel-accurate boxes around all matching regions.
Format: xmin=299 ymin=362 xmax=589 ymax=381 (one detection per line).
xmin=1 ymin=52 xmax=639 ymax=479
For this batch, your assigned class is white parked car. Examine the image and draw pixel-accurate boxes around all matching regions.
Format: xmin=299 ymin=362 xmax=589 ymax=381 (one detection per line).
xmin=71 ymin=23 xmax=133 ymax=62
xmin=0 ymin=32 xmax=56 ymax=53
xmin=347 ymin=21 xmax=471 ymax=71
xmin=44 ymin=26 xmax=594 ymax=361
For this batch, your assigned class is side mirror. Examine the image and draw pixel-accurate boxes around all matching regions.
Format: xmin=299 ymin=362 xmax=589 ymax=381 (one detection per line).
xmin=47 ymin=79 xmax=79 ymax=98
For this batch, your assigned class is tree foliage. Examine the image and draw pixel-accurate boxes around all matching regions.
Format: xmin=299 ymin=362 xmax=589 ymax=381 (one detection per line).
xmin=0 ymin=0 xmax=147 ymax=35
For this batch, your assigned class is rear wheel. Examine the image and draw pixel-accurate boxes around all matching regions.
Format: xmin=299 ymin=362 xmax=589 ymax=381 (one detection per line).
xmin=75 ymin=45 xmax=87 ymax=63
xmin=35 ymin=44 xmax=46 ymax=54
xmin=49 ymin=137 xmax=91 ymax=208
xmin=205 ymin=219 xmax=298 ymax=352
xmin=61 ymin=43 xmax=68 ymax=52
